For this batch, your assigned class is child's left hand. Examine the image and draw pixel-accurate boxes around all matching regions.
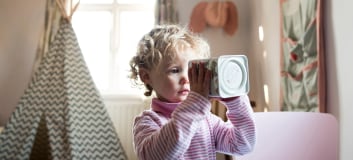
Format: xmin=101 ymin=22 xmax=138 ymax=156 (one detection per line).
xmin=188 ymin=62 xmax=212 ymax=98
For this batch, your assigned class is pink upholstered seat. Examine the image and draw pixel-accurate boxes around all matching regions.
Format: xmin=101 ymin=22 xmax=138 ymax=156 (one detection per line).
xmin=235 ymin=112 xmax=338 ymax=160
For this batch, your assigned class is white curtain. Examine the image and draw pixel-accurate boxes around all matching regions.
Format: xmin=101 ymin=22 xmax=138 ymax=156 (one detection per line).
xmin=155 ymin=0 xmax=179 ymax=25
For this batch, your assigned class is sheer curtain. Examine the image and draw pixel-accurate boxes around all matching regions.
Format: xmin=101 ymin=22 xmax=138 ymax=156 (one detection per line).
xmin=155 ymin=0 xmax=179 ymax=25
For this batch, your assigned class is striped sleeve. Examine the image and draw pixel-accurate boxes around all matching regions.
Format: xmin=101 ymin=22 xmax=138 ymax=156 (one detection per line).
xmin=211 ymin=95 xmax=256 ymax=155
xmin=133 ymin=92 xmax=211 ymax=160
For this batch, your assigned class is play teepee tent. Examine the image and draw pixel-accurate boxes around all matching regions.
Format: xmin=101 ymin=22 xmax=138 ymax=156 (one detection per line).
xmin=0 ymin=1 xmax=127 ymax=159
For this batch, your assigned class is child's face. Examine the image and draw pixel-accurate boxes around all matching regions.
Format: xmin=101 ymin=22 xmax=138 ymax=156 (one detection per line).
xmin=147 ymin=48 xmax=197 ymax=103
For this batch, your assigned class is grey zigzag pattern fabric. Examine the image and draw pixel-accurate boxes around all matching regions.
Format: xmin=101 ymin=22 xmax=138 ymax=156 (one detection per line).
xmin=0 ymin=18 xmax=127 ymax=160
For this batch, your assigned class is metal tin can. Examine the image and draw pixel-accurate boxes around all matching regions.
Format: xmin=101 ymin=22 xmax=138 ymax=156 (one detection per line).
xmin=189 ymin=55 xmax=249 ymax=98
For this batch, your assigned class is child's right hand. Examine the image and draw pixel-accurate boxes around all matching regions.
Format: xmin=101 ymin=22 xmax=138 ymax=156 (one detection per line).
xmin=188 ymin=62 xmax=212 ymax=98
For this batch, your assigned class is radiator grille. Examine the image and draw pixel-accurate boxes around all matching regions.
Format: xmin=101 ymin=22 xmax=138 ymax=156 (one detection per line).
xmin=104 ymin=95 xmax=151 ymax=160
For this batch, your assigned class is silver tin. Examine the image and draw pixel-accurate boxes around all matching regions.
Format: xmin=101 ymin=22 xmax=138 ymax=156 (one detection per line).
xmin=189 ymin=55 xmax=249 ymax=98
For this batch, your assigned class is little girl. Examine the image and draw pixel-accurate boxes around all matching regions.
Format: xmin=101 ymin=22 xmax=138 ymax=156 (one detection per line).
xmin=129 ymin=25 xmax=256 ymax=160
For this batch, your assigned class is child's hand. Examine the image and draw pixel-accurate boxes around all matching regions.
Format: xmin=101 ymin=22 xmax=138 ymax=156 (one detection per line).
xmin=188 ymin=62 xmax=212 ymax=98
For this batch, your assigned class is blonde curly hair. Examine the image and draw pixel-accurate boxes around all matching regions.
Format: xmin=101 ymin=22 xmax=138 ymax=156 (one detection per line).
xmin=129 ymin=25 xmax=210 ymax=96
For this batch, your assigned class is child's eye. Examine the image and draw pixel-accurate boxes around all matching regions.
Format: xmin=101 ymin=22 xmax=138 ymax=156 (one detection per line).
xmin=170 ymin=68 xmax=180 ymax=73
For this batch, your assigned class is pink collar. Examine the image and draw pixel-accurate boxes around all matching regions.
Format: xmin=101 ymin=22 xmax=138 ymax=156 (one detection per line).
xmin=151 ymin=98 xmax=180 ymax=118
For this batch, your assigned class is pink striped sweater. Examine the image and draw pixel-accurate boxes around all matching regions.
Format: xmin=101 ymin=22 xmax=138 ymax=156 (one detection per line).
xmin=133 ymin=92 xmax=256 ymax=160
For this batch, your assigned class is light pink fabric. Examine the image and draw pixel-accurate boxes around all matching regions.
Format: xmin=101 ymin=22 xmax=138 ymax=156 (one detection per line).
xmin=235 ymin=112 xmax=338 ymax=160
xmin=133 ymin=92 xmax=256 ymax=160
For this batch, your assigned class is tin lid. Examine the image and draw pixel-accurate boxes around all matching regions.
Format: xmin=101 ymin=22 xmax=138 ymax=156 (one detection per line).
xmin=218 ymin=55 xmax=249 ymax=98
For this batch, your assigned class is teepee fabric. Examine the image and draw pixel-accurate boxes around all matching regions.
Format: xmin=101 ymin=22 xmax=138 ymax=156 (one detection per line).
xmin=0 ymin=18 xmax=127 ymax=160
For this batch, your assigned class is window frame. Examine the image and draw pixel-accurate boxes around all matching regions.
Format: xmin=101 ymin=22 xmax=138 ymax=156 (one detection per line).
xmin=73 ymin=1 xmax=155 ymax=98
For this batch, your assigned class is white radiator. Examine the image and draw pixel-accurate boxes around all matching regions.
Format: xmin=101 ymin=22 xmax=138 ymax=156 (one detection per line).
xmin=104 ymin=94 xmax=151 ymax=160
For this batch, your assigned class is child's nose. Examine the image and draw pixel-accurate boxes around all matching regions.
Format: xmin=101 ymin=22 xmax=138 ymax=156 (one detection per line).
xmin=180 ymin=72 xmax=189 ymax=84
xmin=181 ymin=77 xmax=189 ymax=84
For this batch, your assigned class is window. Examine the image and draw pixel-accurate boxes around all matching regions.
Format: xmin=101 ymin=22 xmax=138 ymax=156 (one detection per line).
xmin=72 ymin=0 xmax=155 ymax=96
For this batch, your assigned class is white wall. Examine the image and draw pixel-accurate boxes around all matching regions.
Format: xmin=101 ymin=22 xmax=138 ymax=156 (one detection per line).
xmin=1 ymin=0 xmax=352 ymax=159
xmin=177 ymin=0 xmax=267 ymax=111
xmin=327 ymin=0 xmax=353 ymax=159
xmin=0 ymin=0 xmax=45 ymax=125
xmin=251 ymin=0 xmax=281 ymax=111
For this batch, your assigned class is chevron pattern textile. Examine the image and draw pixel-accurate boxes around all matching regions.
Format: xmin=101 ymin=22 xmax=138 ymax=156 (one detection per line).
xmin=0 ymin=18 xmax=127 ymax=160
